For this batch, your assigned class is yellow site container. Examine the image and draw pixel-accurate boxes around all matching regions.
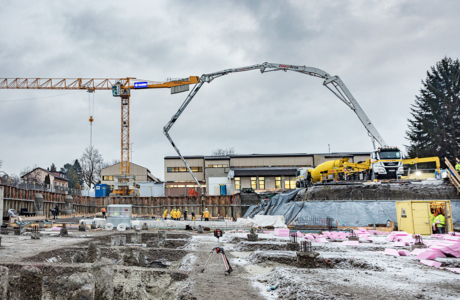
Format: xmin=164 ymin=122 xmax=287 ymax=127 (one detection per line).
xmin=396 ymin=200 xmax=454 ymax=235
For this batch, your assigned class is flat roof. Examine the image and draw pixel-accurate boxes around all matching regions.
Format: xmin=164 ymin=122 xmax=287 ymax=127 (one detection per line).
xmin=232 ymin=167 xmax=298 ymax=177
xmin=165 ymin=152 xmax=371 ymax=160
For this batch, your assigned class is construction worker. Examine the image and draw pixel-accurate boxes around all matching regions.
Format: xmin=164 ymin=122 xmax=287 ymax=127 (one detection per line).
xmin=435 ymin=210 xmax=446 ymax=234
xmin=163 ymin=209 xmax=168 ymax=220
xmin=51 ymin=205 xmax=59 ymax=219
xmin=171 ymin=209 xmax=176 ymax=220
xmin=184 ymin=210 xmax=188 ymax=221
xmin=203 ymin=208 xmax=210 ymax=222
xmin=191 ymin=211 xmax=196 ymax=221
xmin=177 ymin=209 xmax=182 ymax=221
xmin=101 ymin=207 xmax=106 ymax=218
xmin=456 ymin=161 xmax=460 ymax=173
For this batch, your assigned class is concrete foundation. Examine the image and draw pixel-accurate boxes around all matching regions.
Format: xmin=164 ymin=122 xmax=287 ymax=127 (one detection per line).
xmin=60 ymin=226 xmax=69 ymax=237
xmin=287 ymin=242 xmax=300 ymax=251
xmin=131 ymin=233 xmax=142 ymax=244
xmin=111 ymin=235 xmax=127 ymax=247
xmin=64 ymin=195 xmax=73 ymax=215
xmin=79 ymin=223 xmax=87 ymax=231
xmin=14 ymin=226 xmax=25 ymax=235
xmin=0 ymin=266 xmax=8 ymax=300
xmin=247 ymin=233 xmax=258 ymax=241
xmin=33 ymin=193 xmax=44 ymax=216
xmin=158 ymin=230 xmax=167 ymax=239
xmin=296 ymin=251 xmax=320 ymax=268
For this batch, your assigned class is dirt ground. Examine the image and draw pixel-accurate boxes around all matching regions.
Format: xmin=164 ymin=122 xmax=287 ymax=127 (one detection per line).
xmin=1 ymin=228 xmax=460 ymax=299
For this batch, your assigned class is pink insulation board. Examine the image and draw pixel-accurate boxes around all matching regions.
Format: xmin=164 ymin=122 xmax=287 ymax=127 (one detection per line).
xmin=420 ymin=260 xmax=442 ymax=268
xmin=296 ymin=231 xmax=304 ymax=237
xmin=315 ymin=238 xmax=329 ymax=243
xmin=446 ymin=268 xmax=460 ymax=274
xmin=275 ymin=229 xmax=290 ymax=237
xmin=398 ymin=250 xmax=411 ymax=256
xmin=415 ymin=251 xmax=438 ymax=260
xmin=411 ymin=249 xmax=426 ymax=256
xmin=384 ymin=249 xmax=400 ymax=256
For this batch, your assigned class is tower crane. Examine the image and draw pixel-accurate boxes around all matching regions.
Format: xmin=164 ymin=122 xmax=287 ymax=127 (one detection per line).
xmin=1 ymin=76 xmax=199 ymax=195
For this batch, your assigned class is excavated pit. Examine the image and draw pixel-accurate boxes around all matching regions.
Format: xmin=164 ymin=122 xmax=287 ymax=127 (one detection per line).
xmin=0 ymin=231 xmax=193 ymax=299
xmin=232 ymin=241 xmax=288 ymax=251
xmin=246 ymin=251 xmax=385 ymax=271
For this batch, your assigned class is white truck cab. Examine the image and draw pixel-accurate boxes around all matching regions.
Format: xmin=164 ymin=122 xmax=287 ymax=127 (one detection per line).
xmin=371 ymin=146 xmax=404 ymax=180
xmin=296 ymin=167 xmax=314 ymax=188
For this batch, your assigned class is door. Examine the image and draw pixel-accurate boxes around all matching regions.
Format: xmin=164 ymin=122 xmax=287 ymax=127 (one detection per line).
xmin=412 ymin=202 xmax=431 ymax=235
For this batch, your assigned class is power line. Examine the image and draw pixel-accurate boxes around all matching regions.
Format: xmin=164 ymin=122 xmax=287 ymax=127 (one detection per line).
xmin=0 ymin=91 xmax=83 ymax=103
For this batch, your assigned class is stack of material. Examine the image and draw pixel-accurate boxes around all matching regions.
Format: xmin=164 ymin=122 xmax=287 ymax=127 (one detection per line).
xmin=274 ymin=228 xmax=290 ymax=237
xmin=384 ymin=232 xmax=460 ymax=272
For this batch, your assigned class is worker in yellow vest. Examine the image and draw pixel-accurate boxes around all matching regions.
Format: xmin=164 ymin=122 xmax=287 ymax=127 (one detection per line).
xmin=455 ymin=162 xmax=460 ymax=173
xmin=430 ymin=209 xmax=435 ymax=227
xmin=172 ymin=209 xmax=176 ymax=221
xmin=435 ymin=211 xmax=446 ymax=234
xmin=163 ymin=209 xmax=168 ymax=220
xmin=203 ymin=208 xmax=210 ymax=221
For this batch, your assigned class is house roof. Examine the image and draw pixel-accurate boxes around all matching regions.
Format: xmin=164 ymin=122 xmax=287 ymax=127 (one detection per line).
xmin=101 ymin=161 xmax=152 ymax=174
xmin=21 ymin=167 xmax=69 ymax=182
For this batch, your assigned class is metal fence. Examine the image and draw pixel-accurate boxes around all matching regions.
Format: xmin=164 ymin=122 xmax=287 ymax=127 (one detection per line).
xmin=0 ymin=176 xmax=81 ymax=196
xmin=292 ymin=216 xmax=337 ymax=230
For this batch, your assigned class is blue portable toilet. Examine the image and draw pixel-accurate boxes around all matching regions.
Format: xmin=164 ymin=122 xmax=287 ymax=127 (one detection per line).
xmin=95 ymin=184 xmax=109 ymax=197
xmin=220 ymin=184 xmax=227 ymax=196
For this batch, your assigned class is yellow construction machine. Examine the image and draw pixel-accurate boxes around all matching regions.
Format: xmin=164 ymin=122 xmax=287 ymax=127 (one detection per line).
xmin=296 ymin=156 xmax=441 ymax=185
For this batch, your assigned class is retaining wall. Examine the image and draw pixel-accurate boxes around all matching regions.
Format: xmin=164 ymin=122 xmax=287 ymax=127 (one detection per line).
xmin=0 ymin=184 xmax=244 ymax=218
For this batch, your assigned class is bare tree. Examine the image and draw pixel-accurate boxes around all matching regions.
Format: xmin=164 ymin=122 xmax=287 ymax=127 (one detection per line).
xmin=20 ymin=164 xmax=41 ymax=183
xmin=0 ymin=159 xmax=3 ymax=170
xmin=80 ymin=146 xmax=104 ymax=189
xmin=212 ymin=147 xmax=235 ymax=156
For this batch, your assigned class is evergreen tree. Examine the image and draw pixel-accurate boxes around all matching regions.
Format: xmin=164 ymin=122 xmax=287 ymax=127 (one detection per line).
xmin=406 ymin=57 xmax=460 ymax=164
xmin=73 ymin=159 xmax=84 ymax=186
xmin=50 ymin=163 xmax=57 ymax=172
xmin=67 ymin=166 xmax=81 ymax=189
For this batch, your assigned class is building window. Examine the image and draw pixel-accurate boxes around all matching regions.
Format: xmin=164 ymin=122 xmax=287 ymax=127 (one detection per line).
xmin=207 ymin=164 xmax=228 ymax=168
xmin=235 ymin=177 xmax=241 ymax=190
xmin=284 ymin=177 xmax=296 ymax=190
xmin=259 ymin=177 xmax=265 ymax=190
xmin=251 ymin=177 xmax=257 ymax=189
xmin=275 ymin=177 xmax=281 ymax=189
xmin=167 ymin=167 xmax=202 ymax=172
xmin=102 ymin=175 xmax=114 ymax=181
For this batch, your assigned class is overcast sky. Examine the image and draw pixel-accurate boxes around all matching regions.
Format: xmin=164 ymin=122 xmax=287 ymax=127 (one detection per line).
xmin=1 ymin=0 xmax=459 ymax=181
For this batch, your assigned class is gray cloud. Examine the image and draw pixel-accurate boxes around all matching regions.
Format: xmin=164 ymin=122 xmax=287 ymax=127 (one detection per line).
xmin=1 ymin=0 xmax=459 ymax=180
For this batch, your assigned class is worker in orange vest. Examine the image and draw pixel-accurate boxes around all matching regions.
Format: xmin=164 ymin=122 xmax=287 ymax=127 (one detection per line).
xmin=101 ymin=207 xmax=106 ymax=218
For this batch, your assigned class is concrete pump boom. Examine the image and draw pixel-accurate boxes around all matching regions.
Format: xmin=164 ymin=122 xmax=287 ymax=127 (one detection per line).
xmin=163 ymin=63 xmax=387 ymax=198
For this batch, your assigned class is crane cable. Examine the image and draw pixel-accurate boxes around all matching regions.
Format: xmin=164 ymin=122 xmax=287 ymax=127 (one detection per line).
xmin=88 ymin=90 xmax=95 ymax=148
